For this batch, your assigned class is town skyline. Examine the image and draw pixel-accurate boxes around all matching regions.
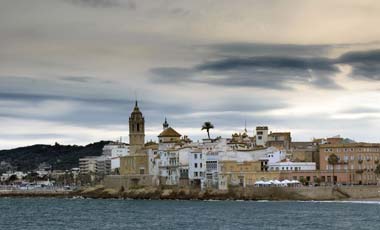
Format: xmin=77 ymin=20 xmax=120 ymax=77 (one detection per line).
xmin=2 ymin=0 xmax=380 ymax=149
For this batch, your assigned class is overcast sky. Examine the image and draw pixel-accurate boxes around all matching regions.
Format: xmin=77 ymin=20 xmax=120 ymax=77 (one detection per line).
xmin=1 ymin=0 xmax=380 ymax=149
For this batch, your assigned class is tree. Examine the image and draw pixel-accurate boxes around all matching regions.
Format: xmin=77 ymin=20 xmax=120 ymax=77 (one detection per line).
xmin=328 ymin=154 xmax=339 ymax=185
xmin=375 ymin=164 xmax=380 ymax=185
xmin=6 ymin=174 xmax=18 ymax=184
xmin=201 ymin=122 xmax=214 ymax=139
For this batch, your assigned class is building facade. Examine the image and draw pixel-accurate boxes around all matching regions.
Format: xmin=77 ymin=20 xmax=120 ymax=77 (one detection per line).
xmin=319 ymin=143 xmax=380 ymax=185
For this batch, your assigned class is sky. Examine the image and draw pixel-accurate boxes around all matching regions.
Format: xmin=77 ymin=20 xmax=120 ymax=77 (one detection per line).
xmin=1 ymin=0 xmax=380 ymax=149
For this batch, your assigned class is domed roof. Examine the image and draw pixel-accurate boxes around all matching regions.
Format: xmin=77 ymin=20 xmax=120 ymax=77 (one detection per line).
xmin=158 ymin=127 xmax=181 ymax=137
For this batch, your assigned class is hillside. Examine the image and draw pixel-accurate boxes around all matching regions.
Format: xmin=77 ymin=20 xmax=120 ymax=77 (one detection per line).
xmin=0 ymin=141 xmax=111 ymax=172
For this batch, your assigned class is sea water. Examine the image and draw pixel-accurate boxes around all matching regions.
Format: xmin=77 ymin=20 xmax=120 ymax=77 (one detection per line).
xmin=0 ymin=198 xmax=380 ymax=230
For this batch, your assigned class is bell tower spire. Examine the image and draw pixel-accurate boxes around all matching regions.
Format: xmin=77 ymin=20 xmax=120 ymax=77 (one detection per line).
xmin=129 ymin=100 xmax=145 ymax=154
xmin=163 ymin=117 xmax=169 ymax=130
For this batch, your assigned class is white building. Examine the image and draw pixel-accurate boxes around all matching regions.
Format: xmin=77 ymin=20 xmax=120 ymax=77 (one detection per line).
xmin=79 ymin=156 xmax=111 ymax=175
xmin=268 ymin=161 xmax=316 ymax=171
xmin=0 ymin=171 xmax=26 ymax=182
xmin=156 ymin=125 xmax=184 ymax=185
xmin=102 ymin=142 xmax=130 ymax=170
xmin=205 ymin=151 xmax=219 ymax=187
xmin=256 ymin=126 xmax=269 ymax=146
xmin=188 ymin=150 xmax=206 ymax=185
xmin=218 ymin=147 xmax=283 ymax=163
xmin=260 ymin=149 xmax=287 ymax=164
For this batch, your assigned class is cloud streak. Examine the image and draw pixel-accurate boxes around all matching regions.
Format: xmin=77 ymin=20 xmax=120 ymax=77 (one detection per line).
xmin=151 ymin=49 xmax=380 ymax=90
xmin=64 ymin=0 xmax=122 ymax=8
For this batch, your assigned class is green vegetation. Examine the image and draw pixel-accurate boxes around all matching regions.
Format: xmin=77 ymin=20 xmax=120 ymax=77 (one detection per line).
xmin=0 ymin=141 xmax=111 ymax=172
xmin=328 ymin=154 xmax=339 ymax=185
xmin=375 ymin=165 xmax=380 ymax=179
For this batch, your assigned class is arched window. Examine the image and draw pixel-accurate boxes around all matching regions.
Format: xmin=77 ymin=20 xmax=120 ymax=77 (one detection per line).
xmin=137 ymin=123 xmax=140 ymax=132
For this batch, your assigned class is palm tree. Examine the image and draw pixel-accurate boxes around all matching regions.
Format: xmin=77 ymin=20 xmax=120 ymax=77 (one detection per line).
xmin=201 ymin=121 xmax=214 ymax=139
xmin=375 ymin=164 xmax=380 ymax=185
xmin=328 ymin=154 xmax=339 ymax=185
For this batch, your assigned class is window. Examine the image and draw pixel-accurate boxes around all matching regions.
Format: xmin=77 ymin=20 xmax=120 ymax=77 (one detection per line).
xmin=258 ymin=136 xmax=262 ymax=140
xmin=200 ymin=154 xmax=202 ymax=159
xmin=194 ymin=172 xmax=198 ymax=177
xmin=200 ymin=163 xmax=202 ymax=168
xmin=137 ymin=123 xmax=140 ymax=132
xmin=195 ymin=163 xmax=198 ymax=168
xmin=139 ymin=168 xmax=145 ymax=175
xmin=194 ymin=154 xmax=197 ymax=159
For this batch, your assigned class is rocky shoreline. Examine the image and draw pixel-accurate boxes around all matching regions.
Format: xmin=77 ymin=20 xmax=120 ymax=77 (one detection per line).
xmin=2 ymin=186 xmax=380 ymax=201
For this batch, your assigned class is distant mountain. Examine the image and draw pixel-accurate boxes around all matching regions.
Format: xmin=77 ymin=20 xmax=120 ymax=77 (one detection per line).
xmin=0 ymin=141 xmax=111 ymax=172
xmin=342 ymin=138 xmax=356 ymax=144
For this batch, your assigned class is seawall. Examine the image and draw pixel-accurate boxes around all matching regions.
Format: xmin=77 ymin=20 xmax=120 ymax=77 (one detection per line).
xmin=2 ymin=186 xmax=380 ymax=200
xmin=76 ymin=185 xmax=380 ymax=201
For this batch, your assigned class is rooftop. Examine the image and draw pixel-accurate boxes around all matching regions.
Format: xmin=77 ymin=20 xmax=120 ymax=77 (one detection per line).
xmin=158 ymin=127 xmax=181 ymax=137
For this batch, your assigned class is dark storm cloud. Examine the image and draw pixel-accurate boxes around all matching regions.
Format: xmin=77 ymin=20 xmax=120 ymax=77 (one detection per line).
xmin=0 ymin=90 xmax=286 ymax=129
xmin=64 ymin=0 xmax=122 ymax=8
xmin=59 ymin=76 xmax=96 ymax=83
xmin=206 ymin=43 xmax=336 ymax=57
xmin=151 ymin=56 xmax=340 ymax=89
xmin=0 ymin=92 xmax=130 ymax=105
xmin=151 ymin=48 xmax=380 ymax=89
xmin=338 ymin=49 xmax=380 ymax=80
xmin=0 ymin=133 xmax=68 ymax=140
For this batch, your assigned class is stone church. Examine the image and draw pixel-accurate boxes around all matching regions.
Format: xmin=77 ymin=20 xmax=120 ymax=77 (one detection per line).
xmin=118 ymin=101 xmax=152 ymax=186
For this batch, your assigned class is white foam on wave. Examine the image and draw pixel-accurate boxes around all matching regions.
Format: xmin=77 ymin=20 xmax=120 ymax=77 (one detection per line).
xmin=306 ymin=200 xmax=380 ymax=205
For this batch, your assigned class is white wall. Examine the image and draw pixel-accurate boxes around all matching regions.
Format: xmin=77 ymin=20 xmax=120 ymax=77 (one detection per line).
xmin=268 ymin=162 xmax=316 ymax=171
xmin=188 ymin=151 xmax=206 ymax=180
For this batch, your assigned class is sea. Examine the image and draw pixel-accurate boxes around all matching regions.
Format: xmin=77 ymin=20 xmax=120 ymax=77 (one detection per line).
xmin=0 ymin=198 xmax=380 ymax=230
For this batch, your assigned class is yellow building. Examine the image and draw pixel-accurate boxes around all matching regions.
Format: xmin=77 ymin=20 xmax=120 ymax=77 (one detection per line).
xmin=218 ymin=160 xmax=281 ymax=190
xmin=319 ymin=143 xmax=380 ymax=185
xmin=120 ymin=154 xmax=149 ymax=176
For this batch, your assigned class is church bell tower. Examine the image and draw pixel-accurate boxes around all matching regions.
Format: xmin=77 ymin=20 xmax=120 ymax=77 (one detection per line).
xmin=129 ymin=101 xmax=145 ymax=154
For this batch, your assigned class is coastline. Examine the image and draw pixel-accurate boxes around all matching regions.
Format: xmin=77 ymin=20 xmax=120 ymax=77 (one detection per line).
xmin=2 ymin=185 xmax=380 ymax=201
